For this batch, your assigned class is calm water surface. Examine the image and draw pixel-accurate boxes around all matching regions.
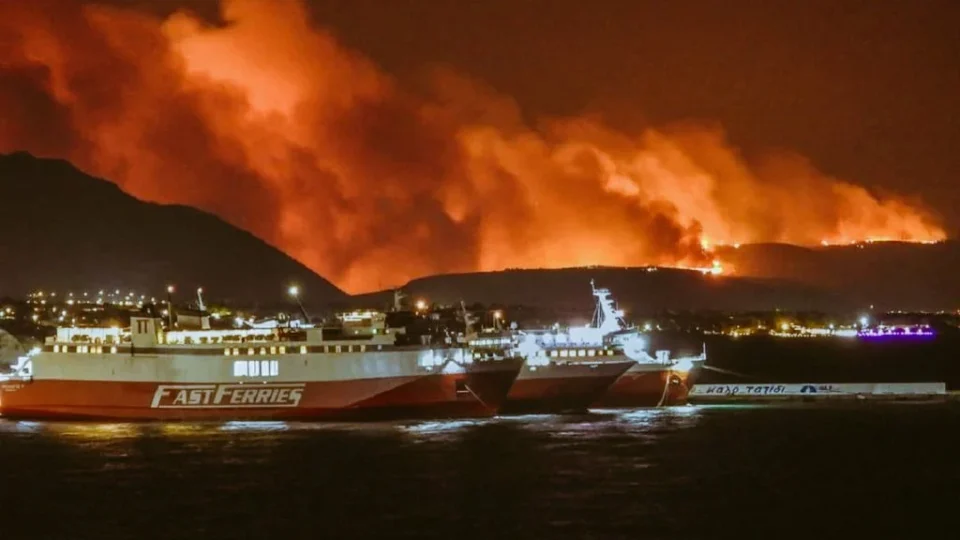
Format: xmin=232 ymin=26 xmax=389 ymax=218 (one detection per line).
xmin=1 ymin=404 xmax=957 ymax=539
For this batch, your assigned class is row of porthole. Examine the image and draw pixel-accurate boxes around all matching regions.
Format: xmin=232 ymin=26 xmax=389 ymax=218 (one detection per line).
xmin=53 ymin=345 xmax=118 ymax=354
xmin=471 ymin=338 xmax=512 ymax=346
xmin=224 ymin=344 xmax=381 ymax=356
xmin=471 ymin=351 xmax=524 ymax=359
xmin=539 ymin=349 xmax=617 ymax=358
xmin=51 ymin=344 xmax=383 ymax=356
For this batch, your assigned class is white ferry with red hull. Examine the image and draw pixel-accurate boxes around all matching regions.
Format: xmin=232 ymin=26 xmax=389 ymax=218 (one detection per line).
xmin=463 ymin=310 xmax=634 ymax=415
xmin=0 ymin=312 xmax=522 ymax=421
xmin=505 ymin=281 xmax=706 ymax=409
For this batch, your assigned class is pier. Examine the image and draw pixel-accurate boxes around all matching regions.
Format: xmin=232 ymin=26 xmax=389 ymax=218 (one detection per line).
xmin=688 ymin=382 xmax=949 ymax=403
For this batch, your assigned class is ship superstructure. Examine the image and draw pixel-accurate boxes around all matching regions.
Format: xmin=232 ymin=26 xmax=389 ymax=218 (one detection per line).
xmin=461 ymin=290 xmax=631 ymax=414
xmin=503 ymin=281 xmax=707 ymax=408
xmin=0 ymin=305 xmax=522 ymax=421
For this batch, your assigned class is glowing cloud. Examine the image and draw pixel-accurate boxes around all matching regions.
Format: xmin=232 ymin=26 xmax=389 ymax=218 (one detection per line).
xmin=0 ymin=0 xmax=946 ymax=293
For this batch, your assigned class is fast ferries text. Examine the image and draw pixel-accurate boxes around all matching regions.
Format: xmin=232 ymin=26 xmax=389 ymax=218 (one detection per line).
xmin=151 ymin=384 xmax=305 ymax=408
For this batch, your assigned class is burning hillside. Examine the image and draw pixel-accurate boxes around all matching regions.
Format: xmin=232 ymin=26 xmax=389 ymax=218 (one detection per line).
xmin=0 ymin=0 xmax=945 ymax=293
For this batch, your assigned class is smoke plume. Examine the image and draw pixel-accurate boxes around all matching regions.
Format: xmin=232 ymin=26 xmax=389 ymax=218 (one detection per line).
xmin=0 ymin=0 xmax=946 ymax=293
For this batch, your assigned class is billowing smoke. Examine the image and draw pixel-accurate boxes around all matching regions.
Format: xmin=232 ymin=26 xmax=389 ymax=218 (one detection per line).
xmin=0 ymin=0 xmax=946 ymax=293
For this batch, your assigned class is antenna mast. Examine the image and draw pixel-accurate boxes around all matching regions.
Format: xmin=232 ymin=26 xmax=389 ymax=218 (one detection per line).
xmin=590 ymin=281 xmax=626 ymax=334
xmin=393 ymin=289 xmax=407 ymax=312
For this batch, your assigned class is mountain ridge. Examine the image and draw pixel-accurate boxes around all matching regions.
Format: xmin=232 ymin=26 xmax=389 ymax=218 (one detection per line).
xmin=0 ymin=152 xmax=347 ymax=305
xmin=2 ymin=152 xmax=957 ymax=311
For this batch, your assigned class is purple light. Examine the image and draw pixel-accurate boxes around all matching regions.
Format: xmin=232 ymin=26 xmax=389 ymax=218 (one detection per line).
xmin=858 ymin=334 xmax=935 ymax=341
xmin=857 ymin=326 xmax=935 ymax=340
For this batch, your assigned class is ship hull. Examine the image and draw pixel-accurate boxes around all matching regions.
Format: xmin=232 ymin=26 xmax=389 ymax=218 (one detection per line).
xmin=593 ymin=366 xmax=693 ymax=408
xmin=0 ymin=360 xmax=523 ymax=422
xmin=501 ymin=360 xmax=635 ymax=414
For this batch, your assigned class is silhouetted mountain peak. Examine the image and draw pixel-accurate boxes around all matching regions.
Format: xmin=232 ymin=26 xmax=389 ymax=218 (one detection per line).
xmin=0 ymin=152 xmax=346 ymax=305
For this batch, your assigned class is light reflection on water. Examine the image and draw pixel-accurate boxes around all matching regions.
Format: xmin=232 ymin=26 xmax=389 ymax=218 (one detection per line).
xmin=397 ymin=418 xmax=489 ymax=436
xmin=1 ymin=403 xmax=955 ymax=539
xmin=0 ymin=406 xmax=710 ymax=440
xmin=219 ymin=420 xmax=290 ymax=432
xmin=0 ymin=421 xmax=143 ymax=440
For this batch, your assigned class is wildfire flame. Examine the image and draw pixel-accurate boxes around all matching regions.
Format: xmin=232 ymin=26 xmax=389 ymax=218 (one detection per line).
xmin=0 ymin=0 xmax=946 ymax=293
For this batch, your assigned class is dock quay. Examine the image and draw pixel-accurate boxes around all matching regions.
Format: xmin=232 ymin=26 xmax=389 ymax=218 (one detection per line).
xmin=688 ymin=383 xmax=950 ymax=404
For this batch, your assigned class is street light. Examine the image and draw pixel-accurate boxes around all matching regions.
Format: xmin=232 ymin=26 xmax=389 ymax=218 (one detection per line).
xmin=415 ymin=299 xmax=427 ymax=311
xmin=166 ymin=285 xmax=176 ymax=328
xmin=288 ymin=285 xmax=308 ymax=322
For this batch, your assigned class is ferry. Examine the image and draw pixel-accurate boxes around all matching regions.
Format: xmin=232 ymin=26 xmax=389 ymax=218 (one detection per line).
xmin=0 ymin=300 xmax=522 ymax=421
xmin=469 ymin=327 xmax=634 ymax=415
xmin=504 ymin=281 xmax=707 ymax=409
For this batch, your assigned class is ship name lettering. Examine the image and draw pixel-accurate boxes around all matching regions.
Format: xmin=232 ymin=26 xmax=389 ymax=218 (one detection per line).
xmin=151 ymin=384 xmax=305 ymax=408
xmin=171 ymin=388 xmax=215 ymax=406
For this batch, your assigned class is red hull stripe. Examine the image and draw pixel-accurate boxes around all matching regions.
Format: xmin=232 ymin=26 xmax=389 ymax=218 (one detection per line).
xmin=502 ymin=361 xmax=635 ymax=414
xmin=594 ymin=369 xmax=692 ymax=408
xmin=502 ymin=372 xmax=626 ymax=414
xmin=0 ymin=364 xmax=523 ymax=421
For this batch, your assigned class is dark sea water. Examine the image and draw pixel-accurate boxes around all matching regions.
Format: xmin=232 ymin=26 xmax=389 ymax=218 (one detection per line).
xmin=1 ymin=404 xmax=957 ymax=539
